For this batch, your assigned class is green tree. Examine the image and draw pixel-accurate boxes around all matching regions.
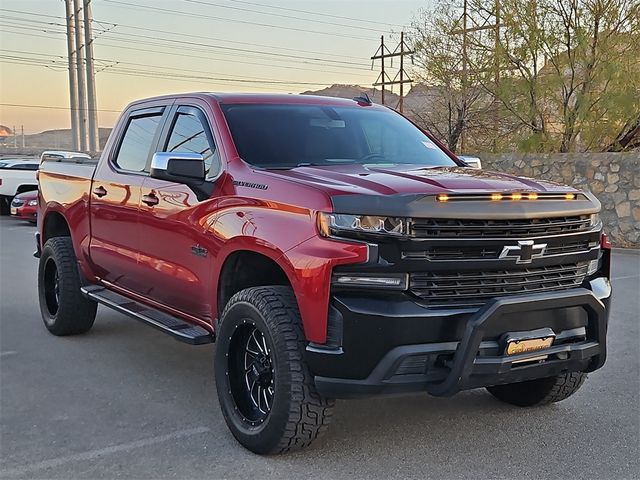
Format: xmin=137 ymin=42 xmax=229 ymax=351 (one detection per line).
xmin=409 ymin=0 xmax=640 ymax=152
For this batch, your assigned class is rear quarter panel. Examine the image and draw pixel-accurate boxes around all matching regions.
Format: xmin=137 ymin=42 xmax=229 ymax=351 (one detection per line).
xmin=38 ymin=161 xmax=98 ymax=280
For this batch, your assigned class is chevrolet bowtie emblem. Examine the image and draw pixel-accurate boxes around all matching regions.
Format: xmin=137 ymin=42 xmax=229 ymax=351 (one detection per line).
xmin=499 ymin=240 xmax=547 ymax=264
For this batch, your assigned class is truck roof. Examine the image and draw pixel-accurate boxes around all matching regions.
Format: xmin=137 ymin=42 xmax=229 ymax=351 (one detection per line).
xmin=128 ymin=92 xmax=385 ymax=109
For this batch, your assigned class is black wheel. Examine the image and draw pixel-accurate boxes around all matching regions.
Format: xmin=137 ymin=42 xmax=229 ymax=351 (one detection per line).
xmin=38 ymin=237 xmax=97 ymax=335
xmin=0 ymin=196 xmax=11 ymax=216
xmin=215 ymin=286 xmax=335 ymax=454
xmin=487 ymin=372 xmax=588 ymax=407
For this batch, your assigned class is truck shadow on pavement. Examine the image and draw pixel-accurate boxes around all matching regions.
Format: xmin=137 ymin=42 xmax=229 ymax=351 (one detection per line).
xmin=82 ymin=309 xmax=583 ymax=458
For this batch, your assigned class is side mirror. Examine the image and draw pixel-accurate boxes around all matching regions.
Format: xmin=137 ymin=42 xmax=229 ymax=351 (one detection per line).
xmin=150 ymin=152 xmax=205 ymax=183
xmin=458 ymin=155 xmax=482 ymax=169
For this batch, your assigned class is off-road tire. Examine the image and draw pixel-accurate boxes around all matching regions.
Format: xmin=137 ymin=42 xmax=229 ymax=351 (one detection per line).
xmin=487 ymin=372 xmax=588 ymax=407
xmin=215 ymin=286 xmax=335 ymax=454
xmin=38 ymin=237 xmax=97 ymax=335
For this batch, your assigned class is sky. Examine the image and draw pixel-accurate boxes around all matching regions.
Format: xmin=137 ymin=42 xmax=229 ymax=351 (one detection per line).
xmin=0 ymin=0 xmax=429 ymax=133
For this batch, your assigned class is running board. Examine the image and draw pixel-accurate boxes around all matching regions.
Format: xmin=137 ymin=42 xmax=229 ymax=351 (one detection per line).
xmin=81 ymin=285 xmax=214 ymax=345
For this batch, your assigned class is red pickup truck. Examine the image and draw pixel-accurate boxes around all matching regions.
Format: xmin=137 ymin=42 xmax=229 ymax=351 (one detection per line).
xmin=37 ymin=93 xmax=611 ymax=454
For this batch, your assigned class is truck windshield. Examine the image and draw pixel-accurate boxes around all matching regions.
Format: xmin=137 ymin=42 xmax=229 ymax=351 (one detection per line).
xmin=221 ymin=104 xmax=457 ymax=169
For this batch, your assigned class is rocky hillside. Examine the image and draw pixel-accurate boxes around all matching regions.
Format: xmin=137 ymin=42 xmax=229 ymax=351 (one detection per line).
xmin=302 ymin=84 xmax=400 ymax=106
xmin=302 ymin=83 xmax=439 ymax=118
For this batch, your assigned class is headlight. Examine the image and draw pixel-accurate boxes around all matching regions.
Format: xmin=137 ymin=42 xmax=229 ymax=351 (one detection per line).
xmin=28 ymin=199 xmax=38 ymax=206
xmin=317 ymin=213 xmax=407 ymax=237
xmin=590 ymin=213 xmax=601 ymax=228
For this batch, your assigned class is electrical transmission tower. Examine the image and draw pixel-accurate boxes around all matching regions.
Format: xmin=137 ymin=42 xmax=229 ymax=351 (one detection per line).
xmin=449 ymin=0 xmax=503 ymax=151
xmin=371 ymin=32 xmax=415 ymax=113
xmin=64 ymin=0 xmax=99 ymax=153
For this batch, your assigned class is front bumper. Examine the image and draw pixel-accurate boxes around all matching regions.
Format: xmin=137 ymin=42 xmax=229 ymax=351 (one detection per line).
xmin=308 ymin=279 xmax=610 ymax=398
xmin=11 ymin=205 xmax=37 ymax=221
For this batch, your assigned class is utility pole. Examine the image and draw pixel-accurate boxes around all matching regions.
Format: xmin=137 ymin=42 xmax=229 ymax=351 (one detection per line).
xmin=21 ymin=125 xmax=25 ymax=148
xmin=73 ymin=0 xmax=88 ymax=152
xmin=371 ymin=33 xmax=414 ymax=113
xmin=450 ymin=0 xmax=503 ymax=152
xmin=371 ymin=36 xmax=390 ymax=106
xmin=83 ymin=0 xmax=99 ymax=153
xmin=64 ymin=0 xmax=80 ymax=151
xmin=461 ymin=0 xmax=468 ymax=152
xmin=13 ymin=125 xmax=17 ymax=149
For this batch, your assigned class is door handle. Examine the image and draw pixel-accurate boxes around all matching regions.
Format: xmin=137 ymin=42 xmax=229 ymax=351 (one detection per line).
xmin=93 ymin=186 xmax=107 ymax=197
xmin=142 ymin=193 xmax=159 ymax=206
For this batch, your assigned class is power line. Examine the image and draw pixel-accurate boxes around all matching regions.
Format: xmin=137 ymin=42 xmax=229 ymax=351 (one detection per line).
xmin=228 ymin=0 xmax=405 ymax=28
xmin=1 ymin=49 xmax=367 ymax=84
xmin=0 ymin=7 xmax=369 ymax=61
xmin=0 ymin=26 xmax=379 ymax=84
xmin=101 ymin=0 xmax=378 ymax=41
xmin=0 ymin=56 xmax=351 ymax=92
xmin=94 ymin=28 xmax=373 ymax=68
xmin=0 ymin=102 xmax=121 ymax=113
xmin=0 ymin=17 xmax=374 ymax=70
xmin=180 ymin=0 xmax=386 ymax=33
xmin=0 ymin=24 xmax=379 ymax=79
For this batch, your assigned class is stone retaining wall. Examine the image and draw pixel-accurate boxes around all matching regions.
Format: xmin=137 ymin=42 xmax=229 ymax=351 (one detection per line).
xmin=478 ymin=153 xmax=640 ymax=247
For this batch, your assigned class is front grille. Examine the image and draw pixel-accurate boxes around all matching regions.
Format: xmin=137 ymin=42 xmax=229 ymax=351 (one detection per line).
xmin=403 ymin=239 xmax=595 ymax=261
xmin=410 ymin=263 xmax=589 ymax=308
xmin=411 ymin=215 xmax=591 ymax=238
xmin=11 ymin=198 xmax=25 ymax=207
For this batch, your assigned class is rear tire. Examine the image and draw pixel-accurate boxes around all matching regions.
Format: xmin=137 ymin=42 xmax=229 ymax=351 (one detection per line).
xmin=38 ymin=237 xmax=97 ymax=335
xmin=0 ymin=196 xmax=11 ymax=216
xmin=487 ymin=372 xmax=588 ymax=407
xmin=215 ymin=286 xmax=334 ymax=454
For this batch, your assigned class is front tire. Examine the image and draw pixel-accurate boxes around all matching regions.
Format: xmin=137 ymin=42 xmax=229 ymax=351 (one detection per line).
xmin=38 ymin=237 xmax=97 ymax=335
xmin=487 ymin=372 xmax=588 ymax=407
xmin=215 ymin=286 xmax=334 ymax=454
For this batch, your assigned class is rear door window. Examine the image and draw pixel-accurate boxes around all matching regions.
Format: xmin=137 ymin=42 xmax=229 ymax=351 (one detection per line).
xmin=114 ymin=113 xmax=163 ymax=172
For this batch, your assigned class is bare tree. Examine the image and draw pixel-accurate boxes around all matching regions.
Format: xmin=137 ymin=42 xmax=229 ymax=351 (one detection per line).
xmin=408 ymin=2 xmax=497 ymax=152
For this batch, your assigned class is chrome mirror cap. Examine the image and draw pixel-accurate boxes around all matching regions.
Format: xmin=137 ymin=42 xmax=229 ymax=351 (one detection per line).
xmin=458 ymin=155 xmax=482 ymax=169
xmin=151 ymin=152 xmax=204 ymax=171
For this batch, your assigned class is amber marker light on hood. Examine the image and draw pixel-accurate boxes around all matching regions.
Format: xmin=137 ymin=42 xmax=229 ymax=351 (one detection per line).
xmin=436 ymin=193 xmax=449 ymax=202
xmin=565 ymin=193 xmax=577 ymax=200
xmin=527 ymin=192 xmax=538 ymax=200
xmin=511 ymin=192 xmax=523 ymax=200
xmin=490 ymin=193 xmax=503 ymax=201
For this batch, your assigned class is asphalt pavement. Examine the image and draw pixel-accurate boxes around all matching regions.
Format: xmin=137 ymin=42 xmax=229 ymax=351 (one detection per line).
xmin=1 ymin=216 xmax=638 ymax=479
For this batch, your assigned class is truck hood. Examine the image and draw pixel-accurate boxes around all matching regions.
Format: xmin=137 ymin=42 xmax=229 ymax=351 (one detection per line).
xmin=262 ymin=164 xmax=597 ymax=219
xmin=265 ymin=164 xmax=575 ymax=196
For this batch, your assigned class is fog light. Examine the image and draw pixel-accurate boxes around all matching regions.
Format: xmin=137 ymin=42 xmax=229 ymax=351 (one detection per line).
xmin=332 ymin=274 xmax=408 ymax=290
xmin=587 ymin=259 xmax=600 ymax=275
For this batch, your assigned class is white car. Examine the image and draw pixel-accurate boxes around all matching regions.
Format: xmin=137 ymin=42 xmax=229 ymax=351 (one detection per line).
xmin=0 ymin=152 xmax=92 ymax=215
xmin=40 ymin=150 xmax=92 ymax=163
xmin=0 ymin=157 xmax=40 ymax=215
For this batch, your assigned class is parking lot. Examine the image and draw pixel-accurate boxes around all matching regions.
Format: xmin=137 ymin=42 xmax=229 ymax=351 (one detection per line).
xmin=0 ymin=216 xmax=638 ymax=479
